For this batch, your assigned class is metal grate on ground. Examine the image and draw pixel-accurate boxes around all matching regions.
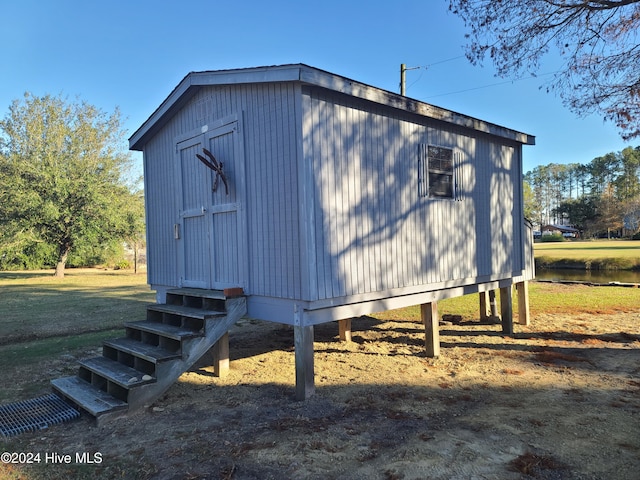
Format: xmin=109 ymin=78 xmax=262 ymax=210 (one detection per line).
xmin=0 ymin=394 xmax=80 ymax=437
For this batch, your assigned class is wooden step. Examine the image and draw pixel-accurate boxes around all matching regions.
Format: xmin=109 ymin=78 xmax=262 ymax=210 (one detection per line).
xmin=125 ymin=320 xmax=203 ymax=341
xmin=167 ymin=288 xmax=226 ymax=300
xmin=50 ymin=294 xmax=246 ymax=424
xmin=103 ymin=338 xmax=181 ymax=363
xmin=147 ymin=303 xmax=226 ymax=320
xmin=79 ymin=357 xmax=156 ymax=389
xmin=51 ymin=377 xmax=127 ymax=417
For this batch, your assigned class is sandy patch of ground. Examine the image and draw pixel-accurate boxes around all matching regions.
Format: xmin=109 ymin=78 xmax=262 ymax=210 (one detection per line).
xmin=5 ymin=309 xmax=640 ymax=479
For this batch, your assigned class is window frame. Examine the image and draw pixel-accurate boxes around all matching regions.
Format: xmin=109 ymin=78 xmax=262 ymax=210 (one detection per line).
xmin=418 ymin=144 xmax=456 ymax=200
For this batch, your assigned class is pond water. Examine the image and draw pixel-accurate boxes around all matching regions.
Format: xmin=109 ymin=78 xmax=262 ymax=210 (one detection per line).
xmin=535 ymin=268 xmax=640 ymax=284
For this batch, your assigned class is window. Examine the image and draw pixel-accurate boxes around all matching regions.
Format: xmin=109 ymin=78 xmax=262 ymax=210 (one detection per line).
xmin=418 ymin=145 xmax=455 ymax=199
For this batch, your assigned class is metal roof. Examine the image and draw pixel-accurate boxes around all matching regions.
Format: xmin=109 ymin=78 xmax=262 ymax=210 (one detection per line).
xmin=129 ymin=64 xmax=535 ymax=151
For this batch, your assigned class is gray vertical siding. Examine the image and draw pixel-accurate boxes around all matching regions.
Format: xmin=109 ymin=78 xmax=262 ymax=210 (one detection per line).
xmin=144 ymin=125 xmax=180 ymax=286
xmin=302 ymin=88 xmax=524 ymax=302
xmin=142 ymin=78 xmax=525 ymax=305
xmin=143 ymin=83 xmax=302 ymax=299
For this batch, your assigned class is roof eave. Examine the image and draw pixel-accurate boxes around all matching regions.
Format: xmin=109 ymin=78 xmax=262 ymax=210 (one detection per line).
xmin=129 ymin=73 xmax=197 ymax=151
xmin=298 ymin=67 xmax=535 ymax=145
xmin=129 ymin=64 xmax=535 ymax=151
xmin=129 ymin=65 xmax=306 ymax=151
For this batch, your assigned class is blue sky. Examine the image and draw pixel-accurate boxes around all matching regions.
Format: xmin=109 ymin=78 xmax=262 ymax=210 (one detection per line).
xmin=1 ymin=0 xmax=633 ymax=175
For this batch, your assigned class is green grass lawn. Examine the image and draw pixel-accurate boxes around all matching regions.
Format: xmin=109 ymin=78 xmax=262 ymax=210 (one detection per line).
xmin=0 ymin=269 xmax=155 ymax=403
xmin=2 ymin=267 xmax=638 ymax=349
xmin=0 ymin=268 xmax=155 ymax=345
xmin=535 ymin=239 xmax=640 ymax=270
xmin=374 ymin=281 xmax=640 ymax=323
xmin=1 ymin=267 xmax=639 ymax=405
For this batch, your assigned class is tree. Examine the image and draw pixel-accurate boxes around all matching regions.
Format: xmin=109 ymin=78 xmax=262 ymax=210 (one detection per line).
xmin=554 ymin=196 xmax=598 ymax=233
xmin=522 ymin=180 xmax=539 ymax=221
xmin=574 ymin=163 xmax=591 ymax=198
xmin=525 ymin=145 xmax=640 ymax=236
xmin=449 ymin=0 xmax=640 ymax=140
xmin=615 ymin=146 xmax=640 ymax=199
xmin=621 ymin=195 xmax=640 ymax=235
xmin=0 ymin=93 xmax=140 ymax=277
xmin=589 ymin=152 xmax=620 ymax=196
xmin=121 ymin=188 xmax=146 ymax=274
xmin=592 ymin=184 xmax=624 ymax=237
xmin=549 ymin=163 xmax=568 ymax=223
xmin=525 ymin=164 xmax=553 ymax=225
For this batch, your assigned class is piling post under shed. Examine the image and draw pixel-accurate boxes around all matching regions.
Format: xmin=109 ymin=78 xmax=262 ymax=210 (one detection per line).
xmin=500 ymin=286 xmax=514 ymax=335
xmin=516 ymin=281 xmax=530 ymax=326
xmin=421 ymin=302 xmax=440 ymax=358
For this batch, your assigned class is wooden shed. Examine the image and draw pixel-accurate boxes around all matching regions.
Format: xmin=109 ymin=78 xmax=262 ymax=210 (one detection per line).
xmin=129 ymin=64 xmax=535 ymax=400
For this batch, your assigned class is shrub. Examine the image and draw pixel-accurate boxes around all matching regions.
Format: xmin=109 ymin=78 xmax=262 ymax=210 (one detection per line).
xmin=0 ymin=242 xmax=56 ymax=270
xmin=540 ymin=233 xmax=566 ymax=243
xmin=114 ymin=260 xmax=131 ymax=270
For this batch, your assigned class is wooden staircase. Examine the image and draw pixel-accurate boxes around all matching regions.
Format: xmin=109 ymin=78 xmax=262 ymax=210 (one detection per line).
xmin=52 ymin=288 xmax=246 ymax=424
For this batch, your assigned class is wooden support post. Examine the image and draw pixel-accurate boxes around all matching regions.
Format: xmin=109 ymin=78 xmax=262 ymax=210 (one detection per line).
xmin=421 ymin=302 xmax=440 ymax=358
xmin=212 ymin=332 xmax=229 ymax=378
xmin=338 ymin=318 xmax=352 ymax=342
xmin=294 ymin=325 xmax=315 ymax=400
xmin=488 ymin=289 xmax=498 ymax=319
xmin=516 ymin=281 xmax=531 ymax=326
xmin=499 ymin=286 xmax=513 ymax=335
xmin=479 ymin=291 xmax=489 ymax=321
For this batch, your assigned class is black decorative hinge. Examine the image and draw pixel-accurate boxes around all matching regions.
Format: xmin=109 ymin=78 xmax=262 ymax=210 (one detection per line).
xmin=196 ymin=148 xmax=229 ymax=195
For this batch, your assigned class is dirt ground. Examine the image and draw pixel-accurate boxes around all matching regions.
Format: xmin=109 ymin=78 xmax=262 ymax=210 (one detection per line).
xmin=5 ymin=307 xmax=640 ymax=480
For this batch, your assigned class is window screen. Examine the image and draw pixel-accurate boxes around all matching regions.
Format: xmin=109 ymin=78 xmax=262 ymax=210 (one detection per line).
xmin=418 ymin=145 xmax=455 ymax=199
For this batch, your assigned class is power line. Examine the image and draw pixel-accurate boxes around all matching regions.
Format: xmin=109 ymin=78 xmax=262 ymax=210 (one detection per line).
xmin=424 ymin=71 xmax=560 ymax=99
xmin=422 ymin=54 xmax=466 ymax=69
xmin=400 ymin=56 xmax=560 ymax=98
xmin=400 ymin=55 xmax=467 ymax=94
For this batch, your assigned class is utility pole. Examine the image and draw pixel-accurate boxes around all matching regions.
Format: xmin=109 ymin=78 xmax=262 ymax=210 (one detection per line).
xmin=400 ymin=64 xmax=420 ymax=96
